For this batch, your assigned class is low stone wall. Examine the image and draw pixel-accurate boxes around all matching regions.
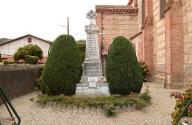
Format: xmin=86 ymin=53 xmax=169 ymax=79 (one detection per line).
xmin=0 ymin=64 xmax=42 ymax=104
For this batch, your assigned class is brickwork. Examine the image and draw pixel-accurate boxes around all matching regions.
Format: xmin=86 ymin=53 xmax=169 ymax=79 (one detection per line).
xmin=164 ymin=0 xmax=184 ymax=88
xmin=96 ymin=5 xmax=138 ymax=55
xmin=96 ymin=0 xmax=192 ymax=88
xmin=182 ymin=0 xmax=192 ymax=87
xmin=152 ymin=0 xmax=166 ymax=82
xmin=139 ymin=0 xmax=154 ymax=80
xmin=131 ymin=32 xmax=142 ymax=61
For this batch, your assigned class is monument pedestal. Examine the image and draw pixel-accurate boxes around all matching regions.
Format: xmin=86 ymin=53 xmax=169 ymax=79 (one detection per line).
xmin=81 ymin=11 xmax=103 ymax=85
xmin=81 ymin=59 xmax=103 ymax=83
xmin=78 ymin=10 xmax=107 ymax=95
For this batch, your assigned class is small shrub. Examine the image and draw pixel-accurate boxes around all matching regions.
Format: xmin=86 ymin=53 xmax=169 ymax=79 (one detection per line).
xmin=104 ymin=104 xmax=117 ymax=117
xmin=76 ymin=42 xmax=86 ymax=64
xmin=3 ymin=61 xmax=9 ymax=65
xmin=14 ymin=48 xmax=28 ymax=61
xmin=106 ymin=36 xmax=143 ymax=95
xmin=14 ymin=44 xmax=43 ymax=61
xmin=139 ymin=61 xmax=149 ymax=82
xmin=41 ymin=35 xmax=81 ymax=95
xmin=25 ymin=55 xmax=39 ymax=64
xmin=171 ymin=87 xmax=192 ymax=125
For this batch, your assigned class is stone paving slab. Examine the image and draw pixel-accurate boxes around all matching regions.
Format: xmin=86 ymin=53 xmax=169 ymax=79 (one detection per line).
xmin=0 ymin=82 xmax=185 ymax=125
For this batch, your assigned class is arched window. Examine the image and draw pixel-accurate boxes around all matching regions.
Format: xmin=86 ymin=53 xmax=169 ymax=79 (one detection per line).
xmin=160 ymin=0 xmax=166 ymax=19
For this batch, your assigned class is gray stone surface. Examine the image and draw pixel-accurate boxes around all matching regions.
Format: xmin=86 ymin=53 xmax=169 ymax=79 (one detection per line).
xmin=0 ymin=82 xmax=186 ymax=125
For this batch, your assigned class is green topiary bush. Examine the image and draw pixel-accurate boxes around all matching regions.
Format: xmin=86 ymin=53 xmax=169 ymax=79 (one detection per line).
xmin=25 ymin=55 xmax=39 ymax=64
xmin=40 ymin=35 xmax=81 ymax=95
xmin=14 ymin=44 xmax=43 ymax=61
xmin=106 ymin=36 xmax=143 ymax=95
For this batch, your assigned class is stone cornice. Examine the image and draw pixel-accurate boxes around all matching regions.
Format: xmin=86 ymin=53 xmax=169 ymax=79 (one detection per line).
xmin=96 ymin=6 xmax=138 ymax=15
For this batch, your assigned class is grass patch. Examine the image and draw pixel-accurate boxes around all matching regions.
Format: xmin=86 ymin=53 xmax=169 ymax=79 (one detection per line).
xmin=36 ymin=89 xmax=151 ymax=117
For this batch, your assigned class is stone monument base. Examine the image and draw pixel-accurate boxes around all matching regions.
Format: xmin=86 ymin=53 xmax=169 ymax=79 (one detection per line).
xmin=81 ymin=60 xmax=103 ymax=83
xmin=76 ymin=83 xmax=110 ymax=96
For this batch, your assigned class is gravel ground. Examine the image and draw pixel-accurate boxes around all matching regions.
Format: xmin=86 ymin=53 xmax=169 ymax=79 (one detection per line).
xmin=0 ymin=82 xmax=185 ymax=125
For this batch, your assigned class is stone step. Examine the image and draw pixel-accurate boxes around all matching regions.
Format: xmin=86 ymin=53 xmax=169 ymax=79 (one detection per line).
xmin=0 ymin=117 xmax=16 ymax=125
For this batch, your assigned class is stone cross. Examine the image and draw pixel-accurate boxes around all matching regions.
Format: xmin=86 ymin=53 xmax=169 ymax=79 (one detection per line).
xmin=86 ymin=10 xmax=96 ymax=24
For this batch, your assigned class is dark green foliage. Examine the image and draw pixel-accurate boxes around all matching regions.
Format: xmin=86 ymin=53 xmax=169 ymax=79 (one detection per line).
xmin=76 ymin=42 xmax=86 ymax=64
xmin=139 ymin=61 xmax=149 ymax=82
xmin=106 ymin=36 xmax=143 ymax=95
xmin=104 ymin=104 xmax=117 ymax=117
xmin=3 ymin=61 xmax=9 ymax=65
xmin=25 ymin=55 xmax=39 ymax=64
xmin=14 ymin=48 xmax=28 ymax=61
xmin=40 ymin=35 xmax=81 ymax=95
xmin=14 ymin=44 xmax=43 ymax=61
xmin=36 ymin=66 xmax=44 ymax=90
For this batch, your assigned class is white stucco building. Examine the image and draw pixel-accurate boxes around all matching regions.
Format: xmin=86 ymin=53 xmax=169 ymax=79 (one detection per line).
xmin=0 ymin=34 xmax=52 ymax=57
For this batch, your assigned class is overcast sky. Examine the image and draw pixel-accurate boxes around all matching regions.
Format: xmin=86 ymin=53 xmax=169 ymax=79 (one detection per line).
xmin=0 ymin=0 xmax=129 ymax=41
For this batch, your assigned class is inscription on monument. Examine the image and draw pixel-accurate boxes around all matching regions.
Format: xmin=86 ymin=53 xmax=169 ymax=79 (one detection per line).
xmin=81 ymin=10 xmax=103 ymax=83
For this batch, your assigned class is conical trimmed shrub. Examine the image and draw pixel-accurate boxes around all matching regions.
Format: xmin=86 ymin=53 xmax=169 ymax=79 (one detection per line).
xmin=106 ymin=36 xmax=143 ymax=95
xmin=40 ymin=35 xmax=81 ymax=95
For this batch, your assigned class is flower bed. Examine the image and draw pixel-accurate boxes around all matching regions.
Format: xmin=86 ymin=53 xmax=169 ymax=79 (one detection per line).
xmin=171 ymin=88 xmax=192 ymax=125
xmin=36 ymin=89 xmax=151 ymax=117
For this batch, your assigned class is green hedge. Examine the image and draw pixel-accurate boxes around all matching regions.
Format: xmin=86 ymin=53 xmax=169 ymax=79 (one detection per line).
xmin=40 ymin=35 xmax=81 ymax=95
xmin=106 ymin=36 xmax=143 ymax=95
xmin=25 ymin=55 xmax=39 ymax=64
xmin=14 ymin=44 xmax=43 ymax=61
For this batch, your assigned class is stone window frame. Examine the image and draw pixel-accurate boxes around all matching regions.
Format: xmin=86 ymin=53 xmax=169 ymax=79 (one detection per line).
xmin=160 ymin=0 xmax=166 ymax=19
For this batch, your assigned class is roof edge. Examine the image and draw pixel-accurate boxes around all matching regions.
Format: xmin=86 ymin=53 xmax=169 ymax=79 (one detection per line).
xmin=0 ymin=34 xmax=52 ymax=46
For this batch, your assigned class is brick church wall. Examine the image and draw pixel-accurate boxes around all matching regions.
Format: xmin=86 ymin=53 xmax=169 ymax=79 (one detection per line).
xmin=96 ymin=6 xmax=138 ymax=55
xmin=96 ymin=0 xmax=192 ymax=88
xmin=182 ymin=0 xmax=192 ymax=87
xmin=101 ymin=14 xmax=138 ymax=53
xmin=152 ymin=0 xmax=166 ymax=82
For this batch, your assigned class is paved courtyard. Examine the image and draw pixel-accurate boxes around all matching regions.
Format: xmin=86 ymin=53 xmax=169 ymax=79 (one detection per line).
xmin=0 ymin=82 xmax=185 ymax=125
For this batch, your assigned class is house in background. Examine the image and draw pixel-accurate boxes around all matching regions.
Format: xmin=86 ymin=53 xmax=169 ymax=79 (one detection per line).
xmin=0 ymin=34 xmax=52 ymax=61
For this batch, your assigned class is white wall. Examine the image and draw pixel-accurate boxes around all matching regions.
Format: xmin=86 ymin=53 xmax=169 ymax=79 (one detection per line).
xmin=0 ymin=37 xmax=51 ymax=57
